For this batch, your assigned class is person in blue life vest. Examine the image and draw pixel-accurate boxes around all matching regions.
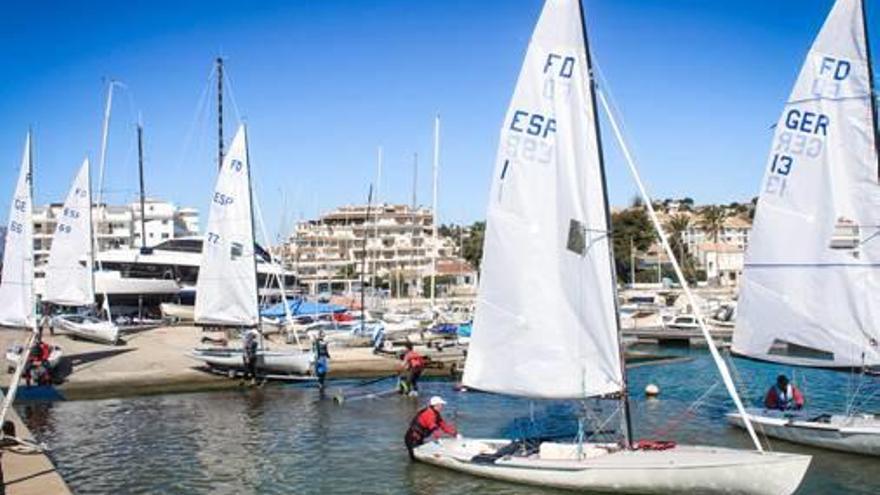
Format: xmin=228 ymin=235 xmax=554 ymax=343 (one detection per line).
xmin=764 ymin=374 xmax=805 ymax=411
xmin=312 ymin=330 xmax=331 ymax=393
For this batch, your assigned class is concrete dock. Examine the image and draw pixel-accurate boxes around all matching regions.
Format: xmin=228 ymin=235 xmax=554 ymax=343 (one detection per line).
xmin=622 ymin=325 xmax=733 ymax=347
xmin=1 ymin=405 xmax=70 ymax=494
xmin=0 ymin=326 xmax=462 ymax=401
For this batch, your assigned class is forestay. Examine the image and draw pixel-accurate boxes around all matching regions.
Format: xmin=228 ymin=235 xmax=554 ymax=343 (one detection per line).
xmin=44 ymin=158 xmax=95 ymax=307
xmin=734 ymin=0 xmax=880 ymax=367
xmin=0 ymin=135 xmax=34 ymax=328
xmin=462 ymin=0 xmax=623 ymax=399
xmin=194 ymin=125 xmax=259 ymax=327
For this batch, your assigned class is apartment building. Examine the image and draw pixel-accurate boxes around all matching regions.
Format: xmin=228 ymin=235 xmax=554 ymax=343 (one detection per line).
xmin=280 ymin=203 xmax=472 ymax=295
xmin=32 ymin=198 xmax=199 ymax=271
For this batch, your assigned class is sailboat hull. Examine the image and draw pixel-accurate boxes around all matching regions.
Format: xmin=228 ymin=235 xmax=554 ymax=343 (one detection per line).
xmin=414 ymin=438 xmax=809 ymax=495
xmin=727 ymin=408 xmax=880 ymax=456
xmin=52 ymin=315 xmax=120 ymax=345
xmin=186 ymin=348 xmax=312 ymax=375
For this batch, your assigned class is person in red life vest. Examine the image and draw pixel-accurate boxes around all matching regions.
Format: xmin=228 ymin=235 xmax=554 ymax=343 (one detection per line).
xmin=404 ymin=396 xmax=458 ymax=460
xmin=764 ymin=374 xmax=805 ymax=411
xmin=399 ymin=342 xmax=426 ymax=396
xmin=24 ymin=336 xmax=52 ymax=386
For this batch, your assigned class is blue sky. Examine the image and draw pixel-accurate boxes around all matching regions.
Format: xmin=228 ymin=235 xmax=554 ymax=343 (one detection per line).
xmin=0 ymin=0 xmax=877 ymax=239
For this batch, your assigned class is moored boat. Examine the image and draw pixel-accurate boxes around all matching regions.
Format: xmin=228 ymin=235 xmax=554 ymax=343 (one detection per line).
xmin=728 ymin=0 xmax=880 ymax=457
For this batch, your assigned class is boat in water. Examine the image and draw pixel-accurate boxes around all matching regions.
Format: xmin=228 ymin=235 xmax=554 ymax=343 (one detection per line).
xmin=728 ymin=0 xmax=880 ymax=456
xmin=412 ymin=1 xmax=811 ymax=493
xmin=187 ymin=124 xmax=312 ymax=377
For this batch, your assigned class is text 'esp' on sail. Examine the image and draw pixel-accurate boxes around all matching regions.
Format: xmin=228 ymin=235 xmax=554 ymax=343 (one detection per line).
xmin=734 ymin=0 xmax=880 ymax=368
xmin=0 ymin=135 xmax=35 ymax=328
xmin=194 ymin=125 xmax=260 ymax=327
xmin=44 ymin=158 xmax=95 ymax=307
xmin=462 ymin=0 xmax=623 ymax=399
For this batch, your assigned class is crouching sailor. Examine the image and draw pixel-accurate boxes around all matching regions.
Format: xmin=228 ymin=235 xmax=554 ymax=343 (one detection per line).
xmin=404 ymin=396 xmax=458 ymax=460
xmin=764 ymin=374 xmax=805 ymax=411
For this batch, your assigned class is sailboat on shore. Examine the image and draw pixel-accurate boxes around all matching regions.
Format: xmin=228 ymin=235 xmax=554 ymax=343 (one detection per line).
xmin=412 ymin=1 xmax=810 ymax=493
xmin=0 ymin=134 xmax=49 ymax=422
xmin=43 ymin=158 xmax=120 ymax=345
xmin=187 ymin=125 xmax=312 ymax=376
xmin=727 ymin=0 xmax=880 ymax=456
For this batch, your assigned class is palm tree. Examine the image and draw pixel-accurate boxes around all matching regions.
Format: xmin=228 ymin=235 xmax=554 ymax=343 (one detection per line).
xmin=665 ymin=213 xmax=691 ymax=262
xmin=700 ymin=206 xmax=728 ymax=243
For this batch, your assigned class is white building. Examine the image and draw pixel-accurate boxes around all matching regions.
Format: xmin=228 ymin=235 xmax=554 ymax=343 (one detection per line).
xmin=33 ymin=198 xmax=199 ymax=272
xmin=280 ymin=203 xmax=470 ymax=296
xmin=696 ymin=242 xmax=745 ymax=286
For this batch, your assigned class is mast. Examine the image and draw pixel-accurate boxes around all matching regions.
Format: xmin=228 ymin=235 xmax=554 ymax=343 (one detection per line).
xmin=137 ymin=123 xmax=149 ymax=254
xmin=577 ymin=0 xmax=633 ymax=447
xmin=94 ymin=80 xmax=118 ymax=323
xmin=95 ymin=80 xmax=116 ymax=219
xmin=372 ymin=147 xmax=382 ymax=285
xmin=360 ymin=185 xmax=374 ymax=332
xmin=86 ymin=158 xmax=97 ymax=315
xmin=861 ymin=0 xmax=880 ymax=181
xmin=411 ymin=153 xmax=418 ymax=307
xmin=27 ymin=130 xmax=36 ymax=332
xmin=243 ymin=125 xmax=262 ymax=340
xmin=217 ymin=57 xmax=225 ymax=171
xmin=431 ymin=115 xmax=440 ymax=309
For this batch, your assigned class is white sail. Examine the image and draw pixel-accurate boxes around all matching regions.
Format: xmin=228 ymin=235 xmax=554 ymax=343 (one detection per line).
xmin=0 ymin=135 xmax=34 ymax=328
xmin=734 ymin=0 xmax=880 ymax=368
xmin=44 ymin=158 xmax=95 ymax=307
xmin=462 ymin=0 xmax=623 ymax=399
xmin=194 ymin=125 xmax=259 ymax=327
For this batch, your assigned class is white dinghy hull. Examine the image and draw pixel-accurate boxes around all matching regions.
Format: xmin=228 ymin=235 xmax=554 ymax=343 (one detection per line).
xmin=414 ymin=438 xmax=809 ymax=495
xmin=727 ymin=409 xmax=880 ymax=456
xmin=52 ymin=315 xmax=119 ymax=345
xmin=187 ymin=348 xmax=312 ymax=375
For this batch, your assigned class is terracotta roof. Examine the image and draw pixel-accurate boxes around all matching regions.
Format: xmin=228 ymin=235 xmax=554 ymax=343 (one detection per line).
xmin=698 ymin=242 xmax=743 ymax=254
xmin=436 ymin=258 xmax=475 ymax=276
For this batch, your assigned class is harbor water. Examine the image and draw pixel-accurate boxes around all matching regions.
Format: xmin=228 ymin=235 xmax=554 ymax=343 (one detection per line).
xmin=16 ymin=348 xmax=880 ymax=494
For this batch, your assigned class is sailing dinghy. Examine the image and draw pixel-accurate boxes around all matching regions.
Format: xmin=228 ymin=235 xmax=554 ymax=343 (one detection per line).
xmin=187 ymin=125 xmax=312 ymax=376
xmin=0 ymin=135 xmax=60 ymax=418
xmin=43 ymin=158 xmax=120 ymax=345
xmin=413 ymin=1 xmax=810 ymax=493
xmin=727 ymin=0 xmax=880 ymax=456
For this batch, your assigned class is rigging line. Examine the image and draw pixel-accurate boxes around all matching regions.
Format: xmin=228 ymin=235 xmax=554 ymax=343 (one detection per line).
xmin=223 ymin=68 xmax=244 ymax=125
xmin=648 ymin=381 xmax=720 ymax=439
xmin=176 ymin=65 xmax=215 ymax=175
xmin=596 ymin=87 xmax=765 ymax=453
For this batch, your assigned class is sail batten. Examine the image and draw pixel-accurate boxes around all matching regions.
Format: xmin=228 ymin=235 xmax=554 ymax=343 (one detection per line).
xmin=461 ymin=0 xmax=623 ymax=399
xmin=44 ymin=159 xmax=95 ymax=307
xmin=0 ymin=135 xmax=35 ymax=328
xmin=194 ymin=125 xmax=259 ymax=327
xmin=734 ymin=0 xmax=880 ymax=368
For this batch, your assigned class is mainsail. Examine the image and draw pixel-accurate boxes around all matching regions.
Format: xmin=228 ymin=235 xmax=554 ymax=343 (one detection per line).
xmin=44 ymin=158 xmax=95 ymax=307
xmin=462 ymin=0 xmax=623 ymax=399
xmin=734 ymin=0 xmax=880 ymax=367
xmin=194 ymin=125 xmax=259 ymax=327
xmin=0 ymin=134 xmax=34 ymax=328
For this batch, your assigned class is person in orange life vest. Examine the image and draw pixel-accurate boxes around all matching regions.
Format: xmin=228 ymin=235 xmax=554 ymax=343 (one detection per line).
xmin=764 ymin=374 xmax=805 ymax=411
xmin=399 ymin=342 xmax=426 ymax=396
xmin=404 ymin=396 xmax=458 ymax=460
